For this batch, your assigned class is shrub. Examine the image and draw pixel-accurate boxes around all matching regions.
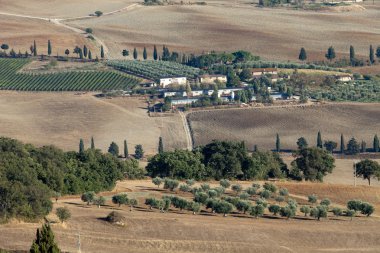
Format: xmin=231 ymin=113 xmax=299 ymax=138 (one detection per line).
xmin=246 ymin=187 xmax=257 ymax=196
xmin=275 ymin=196 xmax=285 ymax=203
xmin=332 ymin=207 xmax=342 ymax=217
xmin=320 ymin=198 xmax=331 ymax=207
xmin=308 ymin=194 xmax=318 ymax=205
xmin=200 ymin=183 xmax=210 ymax=191
xmin=95 ymin=11 xmax=103 ymax=17
xmin=252 ymin=183 xmax=261 ymax=189
xmin=85 ymin=28 xmax=93 ymax=33
xmin=345 ymin=209 xmax=356 ymax=220
xmin=56 ymin=207 xmax=71 ymax=223
xmin=260 ymin=190 xmax=271 ymax=199
xmin=263 ymin=182 xmax=277 ymax=193
xmin=186 ymin=179 xmax=195 ymax=186
xmin=268 ymin=204 xmax=281 ymax=216
xmin=219 ymin=179 xmax=231 ymax=189
xmin=112 ymin=194 xmax=128 ymax=207
xmin=235 ymin=200 xmax=251 ymax=214
xmin=106 ymin=211 xmax=126 ymax=225
xmin=279 ymin=188 xmax=289 ymax=196
xmin=239 ymin=192 xmax=250 ymax=200
xmin=179 ymin=184 xmax=191 ymax=193
xmin=164 ymin=178 xmax=179 ymax=191
xmin=152 ymin=177 xmax=163 ymax=188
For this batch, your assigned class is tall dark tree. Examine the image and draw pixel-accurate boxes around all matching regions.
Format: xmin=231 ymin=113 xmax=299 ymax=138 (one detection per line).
xmin=124 ymin=139 xmax=128 ymax=158
xmin=324 ymin=140 xmax=337 ymax=153
xmin=122 ymin=49 xmax=129 ymax=57
xmin=158 ymin=137 xmax=164 ymax=154
xmin=340 ymin=134 xmax=345 ymax=154
xmin=133 ymin=48 xmax=138 ymax=60
xmin=153 ymin=45 xmax=158 ymax=60
xmin=317 ymin=131 xmax=323 ymax=148
xmin=325 ymin=46 xmax=336 ymax=62
xmin=376 ymin=46 xmax=380 ymax=59
xmin=349 ymin=45 xmax=355 ymax=64
xmin=298 ymin=47 xmax=307 ymax=62
xmin=83 ymin=45 xmax=88 ymax=58
xmin=100 ymin=45 xmax=104 ymax=59
xmin=47 ymin=40 xmax=52 ymax=56
xmin=361 ymin=140 xmax=366 ymax=153
xmin=346 ymin=137 xmax=360 ymax=155
xmin=79 ymin=49 xmax=83 ymax=59
xmin=79 ymin=138 xmax=85 ymax=154
xmin=369 ymin=45 xmax=375 ymax=64
xmin=143 ymin=47 xmax=147 ymax=60
xmin=33 ymin=40 xmax=37 ymax=56
xmin=276 ymin=133 xmax=280 ymax=152
xmin=374 ymin=134 xmax=379 ymax=152
xmin=88 ymin=50 xmax=92 ymax=60
xmin=30 ymin=224 xmax=60 ymax=253
xmin=91 ymin=136 xmax=95 ymax=149
xmin=135 ymin=144 xmax=144 ymax=159
xmin=108 ymin=142 xmax=119 ymax=157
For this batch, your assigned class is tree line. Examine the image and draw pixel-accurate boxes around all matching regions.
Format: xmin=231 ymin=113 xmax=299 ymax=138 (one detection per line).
xmin=0 ymin=137 xmax=144 ymax=222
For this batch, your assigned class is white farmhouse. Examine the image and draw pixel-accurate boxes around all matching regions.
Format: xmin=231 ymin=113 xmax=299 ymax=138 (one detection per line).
xmin=199 ymin=74 xmax=227 ymax=84
xmin=159 ymin=76 xmax=187 ymax=88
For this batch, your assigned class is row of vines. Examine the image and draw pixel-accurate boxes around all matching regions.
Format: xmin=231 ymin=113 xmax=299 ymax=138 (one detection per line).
xmin=0 ymin=59 xmax=140 ymax=91
xmin=108 ymin=60 xmax=200 ymax=80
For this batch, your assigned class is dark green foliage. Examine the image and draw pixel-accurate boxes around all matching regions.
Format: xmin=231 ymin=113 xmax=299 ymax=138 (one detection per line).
xmin=30 ymin=224 xmax=60 ymax=253
xmin=298 ymin=47 xmax=307 ymax=61
xmin=85 ymin=28 xmax=93 ymax=33
xmin=147 ymin=150 xmax=205 ymax=179
xmin=231 ymin=184 xmax=242 ymax=195
xmin=297 ymin=137 xmax=308 ymax=150
xmin=170 ymin=196 xmax=188 ymax=210
xmin=332 ymin=207 xmax=342 ymax=217
xmin=79 ymin=138 xmax=85 ymax=154
xmin=347 ymin=199 xmax=363 ymax=212
xmin=300 ymin=205 xmax=310 ymax=216
xmin=133 ymin=48 xmax=138 ymax=60
xmin=124 ymin=139 xmax=128 ymax=158
xmin=360 ymin=202 xmax=375 ymax=216
xmin=112 ymin=194 xmax=128 ymax=207
xmin=134 ymin=144 xmax=144 ymax=159
xmin=280 ymin=205 xmax=296 ymax=219
xmin=361 ymin=140 xmax=366 ymax=153
xmin=291 ymin=147 xmax=335 ymax=181
xmin=108 ymin=142 xmax=119 ymax=157
xmin=187 ymin=201 xmax=201 ymax=214
xmin=279 ymin=188 xmax=288 ymax=196
xmin=260 ymin=190 xmax=271 ymax=199
xmin=91 ymin=137 xmax=95 ymax=149
xmin=346 ymin=137 xmax=360 ymax=155
xmin=122 ymin=49 xmax=129 ymax=57
xmin=194 ymin=192 xmax=209 ymax=205
xmin=56 ymin=207 xmax=70 ymax=223
xmin=320 ymin=198 xmax=331 ymax=207
xmin=310 ymin=205 xmax=328 ymax=220
xmin=340 ymin=134 xmax=345 ymax=154
xmin=33 ymin=40 xmax=37 ymax=57
xmin=186 ymin=179 xmax=195 ymax=186
xmin=153 ymin=45 xmax=158 ymax=60
xmin=349 ymin=45 xmax=355 ymax=65
xmin=100 ymin=45 xmax=104 ymax=59
xmin=95 ymin=11 xmax=103 ymax=17
xmin=325 ymin=46 xmax=336 ymax=61
xmin=268 ymin=204 xmax=281 ymax=216
xmin=143 ymin=47 xmax=147 ymax=60
xmin=179 ymin=184 xmax=191 ymax=192
xmin=355 ymin=159 xmax=380 ymax=185
xmin=158 ymin=137 xmax=164 ymax=154
xmin=152 ymin=177 xmax=163 ymax=187
xmin=219 ymin=179 xmax=231 ymax=189
xmin=239 ymin=68 xmax=253 ymax=81
xmin=256 ymin=198 xmax=268 ymax=208
xmin=276 ymin=133 xmax=280 ymax=152
xmin=93 ymin=196 xmax=106 ymax=207
xmin=214 ymin=200 xmax=234 ymax=216
xmin=369 ymin=45 xmax=375 ymax=64
xmin=83 ymin=45 xmax=88 ymax=58
xmin=374 ymin=134 xmax=379 ymax=152
xmin=308 ymin=194 xmax=318 ymax=204
xmin=47 ymin=40 xmax=52 ymax=56
xmin=317 ymin=131 xmax=323 ymax=148
xmin=81 ymin=191 xmax=95 ymax=205
xmin=324 ymin=140 xmax=337 ymax=153
xmin=263 ymin=182 xmax=277 ymax=193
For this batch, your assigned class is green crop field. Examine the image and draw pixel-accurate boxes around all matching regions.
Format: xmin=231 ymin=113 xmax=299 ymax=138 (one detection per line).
xmin=0 ymin=58 xmax=140 ymax=91
xmin=108 ymin=60 xmax=200 ymax=81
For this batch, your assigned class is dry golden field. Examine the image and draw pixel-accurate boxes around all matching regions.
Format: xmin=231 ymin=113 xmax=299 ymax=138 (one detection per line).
xmin=1 ymin=179 xmax=380 ymax=253
xmin=0 ymin=92 xmax=186 ymax=154
xmin=188 ymin=103 xmax=380 ymax=151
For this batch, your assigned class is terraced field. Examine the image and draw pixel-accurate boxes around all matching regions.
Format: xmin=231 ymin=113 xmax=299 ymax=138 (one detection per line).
xmin=0 ymin=58 xmax=140 ymax=91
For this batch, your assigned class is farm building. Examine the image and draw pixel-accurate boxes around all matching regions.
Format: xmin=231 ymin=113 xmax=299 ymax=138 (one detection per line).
xmin=251 ymin=68 xmax=278 ymax=76
xmin=159 ymin=77 xmax=187 ymax=88
xmin=171 ymin=98 xmax=199 ymax=105
xmin=199 ymin=74 xmax=227 ymax=84
xmin=335 ymin=75 xmax=353 ymax=82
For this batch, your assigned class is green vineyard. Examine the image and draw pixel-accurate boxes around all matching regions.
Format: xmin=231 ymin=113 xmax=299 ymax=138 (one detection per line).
xmin=0 ymin=58 xmax=140 ymax=91
xmin=108 ymin=60 xmax=200 ymax=80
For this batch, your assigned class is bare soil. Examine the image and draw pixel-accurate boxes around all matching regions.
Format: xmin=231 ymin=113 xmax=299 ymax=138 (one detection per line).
xmin=1 ymin=179 xmax=380 ymax=253
xmin=0 ymin=92 xmax=186 ymax=154
xmin=188 ymin=103 xmax=380 ymax=151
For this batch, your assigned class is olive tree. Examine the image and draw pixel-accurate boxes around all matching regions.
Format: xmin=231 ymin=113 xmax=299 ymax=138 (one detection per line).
xmin=268 ymin=204 xmax=281 ymax=216
xmin=300 ymin=205 xmax=311 ymax=217
xmin=250 ymin=205 xmax=265 ymax=218
xmin=219 ymin=179 xmax=231 ymax=189
xmin=81 ymin=191 xmax=95 ymax=205
xmin=152 ymin=177 xmax=163 ymax=188
xmin=56 ymin=207 xmax=71 ymax=223
xmin=112 ymin=194 xmax=128 ymax=207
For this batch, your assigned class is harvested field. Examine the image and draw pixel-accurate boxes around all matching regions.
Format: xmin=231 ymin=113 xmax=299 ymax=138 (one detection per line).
xmin=69 ymin=2 xmax=380 ymax=60
xmin=188 ymin=103 xmax=380 ymax=151
xmin=0 ymin=92 xmax=186 ymax=154
xmin=1 ymin=179 xmax=380 ymax=253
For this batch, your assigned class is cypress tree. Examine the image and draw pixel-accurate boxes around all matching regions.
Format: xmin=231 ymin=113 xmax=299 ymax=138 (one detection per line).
xmin=143 ymin=47 xmax=147 ymax=60
xmin=325 ymin=46 xmax=336 ymax=62
xmin=317 ymin=131 xmax=323 ymax=148
xmin=88 ymin=50 xmax=92 ymax=60
xmin=153 ymin=45 xmax=158 ymax=60
xmin=254 ymin=145 xmax=258 ymax=152
xmin=361 ymin=140 xmax=366 ymax=153
xmin=133 ymin=48 xmax=138 ymax=60
xmin=158 ymin=137 xmax=164 ymax=154
xmin=30 ymin=224 xmax=60 ymax=253
xmin=79 ymin=49 xmax=83 ymax=59
xmin=48 ymin=40 xmax=52 ymax=56
xmin=108 ymin=142 xmax=119 ymax=157
xmin=124 ymin=139 xmax=128 ymax=158
xmin=369 ymin=45 xmax=375 ymax=64
xmin=376 ymin=46 xmax=380 ymax=59
xmin=276 ymin=133 xmax=280 ymax=152
xmin=374 ymin=134 xmax=379 ymax=152
xmin=83 ymin=45 xmax=88 ymax=58
xmin=79 ymin=138 xmax=85 ymax=154
xmin=298 ymin=47 xmax=307 ymax=62
xmin=91 ymin=136 xmax=95 ymax=149
xmin=349 ymin=45 xmax=355 ymax=63
xmin=33 ymin=40 xmax=37 ymax=56
xmin=340 ymin=134 xmax=345 ymax=154
xmin=100 ymin=45 xmax=104 ymax=59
